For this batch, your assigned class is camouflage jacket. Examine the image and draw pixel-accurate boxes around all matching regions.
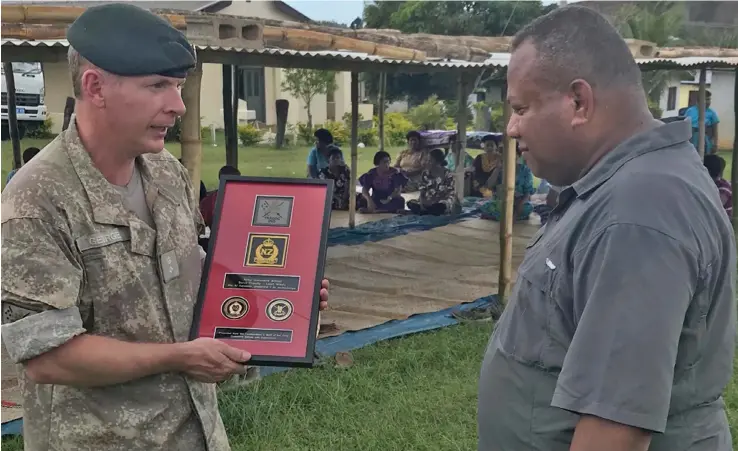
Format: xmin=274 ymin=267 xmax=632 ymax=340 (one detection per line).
xmin=1 ymin=121 xmax=230 ymax=451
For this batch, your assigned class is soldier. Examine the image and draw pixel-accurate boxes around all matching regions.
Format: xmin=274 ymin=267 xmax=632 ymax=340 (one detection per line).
xmin=0 ymin=4 xmax=330 ymax=451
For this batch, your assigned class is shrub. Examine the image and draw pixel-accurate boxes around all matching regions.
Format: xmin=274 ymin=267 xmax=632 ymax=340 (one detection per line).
xmin=296 ymin=122 xmax=315 ymax=144
xmin=358 ymin=127 xmax=378 ymax=146
xmin=27 ymin=117 xmax=54 ymax=139
xmin=407 ymin=95 xmax=446 ymax=130
xmin=319 ymin=120 xmax=349 ymax=146
xmin=237 ymin=124 xmax=264 ymax=146
xmin=382 ymin=112 xmax=415 ymax=146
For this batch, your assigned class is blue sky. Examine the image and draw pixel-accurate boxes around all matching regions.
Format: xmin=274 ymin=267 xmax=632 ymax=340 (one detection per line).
xmin=284 ymin=0 xmax=566 ymax=25
xmin=285 ymin=0 xmax=365 ymax=24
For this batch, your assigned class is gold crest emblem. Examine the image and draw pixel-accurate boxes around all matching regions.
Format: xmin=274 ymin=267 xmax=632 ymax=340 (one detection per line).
xmin=266 ymin=298 xmax=293 ymax=322
xmin=245 ymin=234 xmax=289 ymax=268
xmin=221 ymin=296 xmax=249 ymax=320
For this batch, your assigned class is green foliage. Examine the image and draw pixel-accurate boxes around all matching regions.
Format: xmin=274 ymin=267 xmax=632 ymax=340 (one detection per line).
xmin=407 ymin=95 xmax=446 ymax=130
xmin=383 ymin=112 xmax=415 ymax=146
xmin=237 ymin=124 xmax=264 ymax=146
xmin=26 ymin=117 xmax=54 ymax=139
xmin=362 ymin=1 xmax=554 ymax=103
xmin=358 ymin=127 xmax=378 ymax=147
xmin=647 ymin=99 xmax=663 ymax=119
xmin=320 ymin=120 xmax=349 ymax=146
xmin=281 ymin=69 xmax=337 ymax=128
xmin=296 ymin=122 xmax=315 ymax=145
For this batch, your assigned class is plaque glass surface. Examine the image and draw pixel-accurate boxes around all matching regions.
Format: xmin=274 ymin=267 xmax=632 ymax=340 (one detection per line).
xmin=190 ymin=176 xmax=334 ymax=368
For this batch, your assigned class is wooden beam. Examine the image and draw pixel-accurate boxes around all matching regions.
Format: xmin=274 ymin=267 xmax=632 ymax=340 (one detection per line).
xmin=348 ymin=72 xmax=359 ymax=229
xmin=222 ymin=64 xmax=237 ymax=168
xmin=730 ymin=68 xmax=738 ymax=245
xmin=697 ymin=67 xmax=707 ymax=158
xmin=378 ymin=72 xmax=386 ymax=152
xmin=180 ymin=61 xmax=203 ymax=193
xmin=498 ymin=84 xmax=514 ymax=304
xmin=3 ymin=62 xmax=23 ymax=170
xmin=231 ymin=66 xmax=241 ymax=167
xmin=454 ymin=73 xmax=470 ymax=207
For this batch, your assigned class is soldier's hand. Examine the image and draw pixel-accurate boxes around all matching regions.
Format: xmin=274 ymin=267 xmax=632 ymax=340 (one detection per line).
xmin=319 ymin=278 xmax=329 ymax=311
xmin=178 ymin=338 xmax=251 ymax=383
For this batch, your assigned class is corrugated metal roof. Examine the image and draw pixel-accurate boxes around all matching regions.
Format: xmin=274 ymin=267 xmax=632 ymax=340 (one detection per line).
xmin=3 ymin=38 xmax=737 ymax=70
xmin=0 ymin=38 xmax=496 ymax=69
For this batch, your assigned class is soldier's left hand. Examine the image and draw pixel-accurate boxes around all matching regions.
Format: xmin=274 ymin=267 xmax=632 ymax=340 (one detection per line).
xmin=319 ymin=278 xmax=329 ymax=311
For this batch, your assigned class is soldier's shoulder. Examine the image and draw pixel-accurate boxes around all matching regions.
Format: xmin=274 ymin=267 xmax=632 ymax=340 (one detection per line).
xmin=141 ymin=150 xmax=190 ymax=183
xmin=2 ymin=136 xmax=80 ymax=225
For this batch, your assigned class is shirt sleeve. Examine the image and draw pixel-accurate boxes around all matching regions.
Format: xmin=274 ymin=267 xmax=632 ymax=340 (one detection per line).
xmin=307 ymin=148 xmax=318 ymax=166
xmin=551 ymin=223 xmax=699 ymax=433
xmin=1 ymin=217 xmax=86 ymax=363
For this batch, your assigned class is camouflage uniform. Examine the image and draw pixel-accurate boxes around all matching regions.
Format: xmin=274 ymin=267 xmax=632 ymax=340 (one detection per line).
xmin=1 ymin=120 xmax=231 ymax=451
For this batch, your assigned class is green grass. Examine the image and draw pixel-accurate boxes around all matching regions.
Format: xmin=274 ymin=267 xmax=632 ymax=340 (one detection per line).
xmin=1 ymin=136 xmax=736 ymax=450
xmin=1 ymin=133 xmax=405 ymax=192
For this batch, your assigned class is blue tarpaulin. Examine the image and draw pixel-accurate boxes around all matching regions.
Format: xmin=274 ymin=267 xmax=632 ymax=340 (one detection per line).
xmin=327 ymin=198 xmax=484 ymax=247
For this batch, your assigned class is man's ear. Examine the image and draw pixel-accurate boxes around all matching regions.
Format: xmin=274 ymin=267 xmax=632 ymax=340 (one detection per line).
xmin=569 ymin=79 xmax=594 ymax=128
xmin=80 ymin=68 xmax=107 ymax=108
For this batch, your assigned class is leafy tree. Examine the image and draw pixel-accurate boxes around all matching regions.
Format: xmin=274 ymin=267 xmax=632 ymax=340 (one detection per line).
xmin=362 ymin=1 xmax=554 ymax=104
xmin=281 ymin=69 xmax=337 ymax=130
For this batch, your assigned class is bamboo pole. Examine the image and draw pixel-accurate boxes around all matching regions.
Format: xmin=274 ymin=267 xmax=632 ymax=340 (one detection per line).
xmin=180 ymin=61 xmax=203 ymax=192
xmin=1 ymin=5 xmax=187 ymax=28
xmin=378 ymin=73 xmax=386 ymax=152
xmin=730 ymin=68 xmax=738 ymax=242
xmin=348 ymin=72 xmax=359 ymax=229
xmin=697 ymin=67 xmax=707 ymax=158
xmin=3 ymin=62 xmax=22 ymax=170
xmin=498 ymin=85 xmax=515 ymax=303
xmin=454 ymin=74 xmax=470 ymax=208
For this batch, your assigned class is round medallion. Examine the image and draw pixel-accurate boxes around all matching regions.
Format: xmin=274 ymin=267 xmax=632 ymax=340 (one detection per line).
xmin=221 ymin=296 xmax=249 ymax=320
xmin=266 ymin=298 xmax=293 ymax=322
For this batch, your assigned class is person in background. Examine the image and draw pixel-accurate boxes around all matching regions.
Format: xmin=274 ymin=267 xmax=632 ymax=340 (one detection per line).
xmin=407 ymin=148 xmax=456 ymax=216
xmin=478 ymin=142 xmax=535 ymax=221
xmin=470 ymin=134 xmax=503 ymax=197
xmin=200 ymin=165 xmax=241 ymax=229
xmin=306 ymin=128 xmax=334 ymax=178
xmin=5 ymin=146 xmax=41 ymax=185
xmin=318 ymin=146 xmax=351 ymax=210
xmin=684 ymin=90 xmax=720 ymax=154
xmin=394 ymin=130 xmax=430 ymax=192
xmin=704 ymin=154 xmax=732 ymax=218
xmin=358 ymin=150 xmax=408 ymax=213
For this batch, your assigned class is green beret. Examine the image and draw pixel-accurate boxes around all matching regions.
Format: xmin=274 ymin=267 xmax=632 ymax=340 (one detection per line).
xmin=67 ymin=3 xmax=196 ymax=78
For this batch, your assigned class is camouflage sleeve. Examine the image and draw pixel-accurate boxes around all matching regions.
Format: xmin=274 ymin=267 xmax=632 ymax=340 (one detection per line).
xmin=1 ymin=217 xmax=86 ymax=363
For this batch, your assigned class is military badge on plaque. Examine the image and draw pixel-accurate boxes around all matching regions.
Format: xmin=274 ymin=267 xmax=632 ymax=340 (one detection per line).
xmin=191 ymin=176 xmax=334 ymax=368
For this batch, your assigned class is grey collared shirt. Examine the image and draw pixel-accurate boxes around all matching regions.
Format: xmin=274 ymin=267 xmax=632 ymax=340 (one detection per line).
xmin=478 ymin=120 xmax=736 ymax=450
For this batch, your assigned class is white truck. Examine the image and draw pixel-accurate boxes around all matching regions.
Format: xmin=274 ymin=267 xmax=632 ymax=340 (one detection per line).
xmin=1 ymin=62 xmax=47 ymax=141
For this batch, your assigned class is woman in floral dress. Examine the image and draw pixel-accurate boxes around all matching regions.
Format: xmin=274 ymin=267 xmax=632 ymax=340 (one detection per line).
xmin=479 ymin=143 xmax=535 ymax=222
xmin=407 ymin=148 xmax=456 ymax=216
xmin=357 ymin=150 xmax=409 ymax=213
xmin=318 ymin=146 xmax=351 ymax=210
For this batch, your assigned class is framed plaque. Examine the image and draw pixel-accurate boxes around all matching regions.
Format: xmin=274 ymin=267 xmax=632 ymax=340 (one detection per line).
xmin=190 ymin=176 xmax=334 ymax=368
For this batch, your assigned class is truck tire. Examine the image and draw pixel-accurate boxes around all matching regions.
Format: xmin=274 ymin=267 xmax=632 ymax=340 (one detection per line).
xmin=1 ymin=122 xmax=26 ymax=141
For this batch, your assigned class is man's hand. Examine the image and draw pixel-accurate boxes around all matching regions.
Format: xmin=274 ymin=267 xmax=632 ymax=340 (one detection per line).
xmin=319 ymin=278 xmax=329 ymax=311
xmin=177 ymin=338 xmax=250 ymax=383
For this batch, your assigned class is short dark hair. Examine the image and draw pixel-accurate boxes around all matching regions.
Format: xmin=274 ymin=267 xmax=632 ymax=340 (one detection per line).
xmin=23 ymin=147 xmax=40 ymax=163
xmin=406 ymin=130 xmax=421 ymax=141
xmin=327 ymin=145 xmax=343 ymax=159
xmin=218 ymin=165 xmax=241 ymax=178
xmin=704 ymin=154 xmax=725 ymax=178
xmin=429 ymin=148 xmax=447 ymax=166
xmin=511 ymin=5 xmax=642 ymax=92
xmin=314 ymin=128 xmax=333 ymax=144
xmin=373 ymin=150 xmax=391 ymax=166
xmin=481 ymin=134 xmax=499 ymax=144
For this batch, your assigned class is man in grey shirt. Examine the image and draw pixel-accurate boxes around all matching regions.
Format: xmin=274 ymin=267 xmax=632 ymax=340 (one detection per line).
xmin=478 ymin=6 xmax=736 ymax=451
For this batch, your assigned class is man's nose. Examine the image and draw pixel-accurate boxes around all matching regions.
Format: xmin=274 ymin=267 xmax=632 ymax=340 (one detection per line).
xmin=506 ymin=114 xmax=520 ymax=140
xmin=167 ymin=88 xmax=187 ymax=117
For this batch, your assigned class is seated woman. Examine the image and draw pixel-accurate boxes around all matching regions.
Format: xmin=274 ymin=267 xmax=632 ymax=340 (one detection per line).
xmin=318 ymin=146 xmax=351 ymax=210
xmin=470 ymin=134 xmax=502 ymax=197
xmin=357 ymin=151 xmax=408 ymax=213
xmin=479 ymin=143 xmax=535 ymax=222
xmin=394 ymin=130 xmax=431 ymax=192
xmin=407 ymin=148 xmax=456 ymax=216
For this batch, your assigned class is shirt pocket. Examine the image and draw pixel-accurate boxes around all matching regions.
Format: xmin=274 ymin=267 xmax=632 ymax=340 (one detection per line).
xmin=496 ymin=230 xmax=558 ymax=365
